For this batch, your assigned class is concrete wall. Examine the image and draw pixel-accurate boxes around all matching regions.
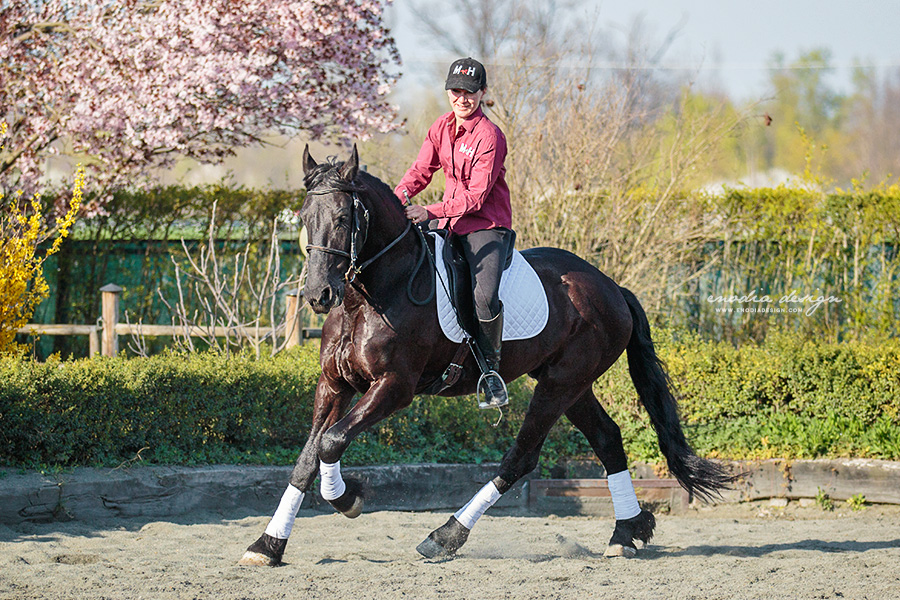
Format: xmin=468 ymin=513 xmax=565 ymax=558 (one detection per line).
xmin=2 ymin=459 xmax=898 ymax=526
xmin=0 ymin=463 xmax=532 ymax=525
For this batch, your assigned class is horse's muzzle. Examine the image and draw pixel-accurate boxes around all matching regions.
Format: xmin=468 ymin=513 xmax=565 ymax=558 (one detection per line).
xmin=305 ymin=281 xmax=344 ymax=314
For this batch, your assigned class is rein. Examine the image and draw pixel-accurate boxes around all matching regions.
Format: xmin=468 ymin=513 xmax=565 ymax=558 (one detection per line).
xmin=303 ymin=185 xmax=434 ymax=304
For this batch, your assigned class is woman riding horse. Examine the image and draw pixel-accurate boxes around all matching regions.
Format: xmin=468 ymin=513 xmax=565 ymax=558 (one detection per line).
xmin=396 ymin=57 xmax=512 ymax=409
xmin=238 ymin=142 xmax=733 ymax=566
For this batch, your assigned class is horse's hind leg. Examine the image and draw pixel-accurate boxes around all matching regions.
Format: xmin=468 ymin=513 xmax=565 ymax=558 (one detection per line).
xmin=564 ymin=389 xmax=656 ymax=558
xmin=417 ymin=381 xmax=572 ymax=559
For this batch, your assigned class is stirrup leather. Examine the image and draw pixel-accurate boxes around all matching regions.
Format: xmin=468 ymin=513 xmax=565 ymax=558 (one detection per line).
xmin=477 ymin=369 xmax=508 ymax=409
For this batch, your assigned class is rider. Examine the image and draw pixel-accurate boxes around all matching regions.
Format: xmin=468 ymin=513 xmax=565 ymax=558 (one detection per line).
xmin=395 ymin=57 xmax=513 ymax=409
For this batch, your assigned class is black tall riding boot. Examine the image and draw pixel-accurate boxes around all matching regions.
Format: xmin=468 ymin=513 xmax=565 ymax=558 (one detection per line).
xmin=475 ymin=307 xmax=508 ymax=409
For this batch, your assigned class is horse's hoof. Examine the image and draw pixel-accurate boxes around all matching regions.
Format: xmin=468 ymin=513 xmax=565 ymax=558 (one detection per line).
xmin=416 ymin=536 xmax=448 ymax=559
xmin=327 ymin=478 xmax=364 ymax=519
xmin=603 ymin=543 xmax=637 ymax=558
xmin=239 ymin=533 xmax=286 ymax=566
xmin=238 ymin=550 xmax=279 ymax=566
xmin=340 ymin=494 xmax=364 ymax=519
xmin=605 ymin=509 xmax=655 ymax=559
xmin=416 ymin=516 xmax=470 ymax=559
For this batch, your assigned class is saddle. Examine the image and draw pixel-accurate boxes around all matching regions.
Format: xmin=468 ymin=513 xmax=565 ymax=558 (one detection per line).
xmin=434 ymin=228 xmax=515 ymax=339
xmin=421 ymin=229 xmax=548 ymax=395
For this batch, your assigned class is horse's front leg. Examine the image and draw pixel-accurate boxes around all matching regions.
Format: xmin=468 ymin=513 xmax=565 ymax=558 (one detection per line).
xmin=239 ymin=376 xmax=355 ymax=567
xmin=313 ymin=373 xmax=416 ymax=516
xmin=239 ymin=374 xmax=414 ymax=566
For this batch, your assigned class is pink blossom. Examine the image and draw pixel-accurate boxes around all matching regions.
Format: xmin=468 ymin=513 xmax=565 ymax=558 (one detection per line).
xmin=0 ymin=0 xmax=400 ymax=198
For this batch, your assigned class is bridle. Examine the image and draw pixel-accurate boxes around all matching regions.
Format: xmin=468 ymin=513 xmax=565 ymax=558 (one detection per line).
xmin=304 ymin=186 xmax=412 ymax=282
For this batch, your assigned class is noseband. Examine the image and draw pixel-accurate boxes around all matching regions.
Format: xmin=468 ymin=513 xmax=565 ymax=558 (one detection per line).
xmin=304 ymin=186 xmax=412 ymax=282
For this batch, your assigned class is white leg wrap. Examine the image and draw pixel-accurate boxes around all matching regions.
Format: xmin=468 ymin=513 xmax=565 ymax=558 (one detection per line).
xmin=607 ymin=470 xmax=642 ymax=520
xmin=453 ymin=481 xmax=502 ymax=530
xmin=319 ymin=460 xmax=347 ymax=501
xmin=264 ymin=484 xmax=305 ymax=539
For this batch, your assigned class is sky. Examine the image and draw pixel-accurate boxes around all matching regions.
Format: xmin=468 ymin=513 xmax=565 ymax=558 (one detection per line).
xmin=385 ymin=0 xmax=900 ymax=101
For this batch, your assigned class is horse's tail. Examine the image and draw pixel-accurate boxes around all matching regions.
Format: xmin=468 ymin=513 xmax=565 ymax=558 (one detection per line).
xmin=619 ymin=286 xmax=732 ymax=502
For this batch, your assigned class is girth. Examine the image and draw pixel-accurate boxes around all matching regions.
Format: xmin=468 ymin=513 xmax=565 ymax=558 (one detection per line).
xmin=419 ymin=339 xmax=471 ymax=395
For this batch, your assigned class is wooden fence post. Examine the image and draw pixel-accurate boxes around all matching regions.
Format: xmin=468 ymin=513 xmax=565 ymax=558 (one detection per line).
xmin=285 ymin=289 xmax=302 ymax=348
xmin=100 ymin=283 xmax=122 ymax=357
xmin=89 ymin=326 xmax=100 ymax=356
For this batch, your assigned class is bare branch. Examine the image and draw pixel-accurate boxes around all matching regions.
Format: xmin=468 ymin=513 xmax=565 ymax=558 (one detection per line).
xmin=158 ymin=203 xmax=300 ymax=355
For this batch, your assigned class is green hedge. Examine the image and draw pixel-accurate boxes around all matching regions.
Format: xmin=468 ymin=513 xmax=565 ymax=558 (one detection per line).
xmin=0 ymin=346 xmax=321 ymax=467
xmin=601 ymin=332 xmax=900 ymax=463
xmin=1 ymin=334 xmax=899 ymax=471
xmin=688 ymin=184 xmax=900 ymax=342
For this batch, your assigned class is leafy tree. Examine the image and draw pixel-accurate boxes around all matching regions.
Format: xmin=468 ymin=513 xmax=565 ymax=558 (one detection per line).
xmin=769 ymin=49 xmax=841 ymax=137
xmin=841 ymin=65 xmax=900 ymax=182
xmin=0 ymin=0 xmax=400 ymax=199
xmin=760 ymin=49 xmax=848 ymax=177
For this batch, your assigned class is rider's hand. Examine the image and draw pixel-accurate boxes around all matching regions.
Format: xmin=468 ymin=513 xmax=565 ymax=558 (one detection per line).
xmin=405 ymin=204 xmax=429 ymax=224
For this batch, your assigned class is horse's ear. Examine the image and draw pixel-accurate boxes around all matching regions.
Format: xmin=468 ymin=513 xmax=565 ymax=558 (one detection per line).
xmin=339 ymin=144 xmax=359 ymax=182
xmin=302 ymin=144 xmax=317 ymax=176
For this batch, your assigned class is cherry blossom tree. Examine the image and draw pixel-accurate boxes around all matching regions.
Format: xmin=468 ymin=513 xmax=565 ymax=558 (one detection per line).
xmin=0 ymin=0 xmax=400 ymax=198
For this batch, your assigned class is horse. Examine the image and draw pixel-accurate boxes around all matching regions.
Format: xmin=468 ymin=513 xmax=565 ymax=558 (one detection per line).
xmin=239 ymin=145 xmax=732 ymax=566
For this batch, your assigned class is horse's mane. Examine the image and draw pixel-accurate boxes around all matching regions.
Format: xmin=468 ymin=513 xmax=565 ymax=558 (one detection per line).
xmin=304 ymin=156 xmax=402 ymax=212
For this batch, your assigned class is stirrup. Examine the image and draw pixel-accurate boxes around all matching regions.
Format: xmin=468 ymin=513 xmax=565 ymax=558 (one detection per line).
xmin=477 ymin=370 xmax=509 ymax=409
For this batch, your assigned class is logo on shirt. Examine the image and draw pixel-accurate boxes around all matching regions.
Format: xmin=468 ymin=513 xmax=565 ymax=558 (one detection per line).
xmin=459 ymin=143 xmax=475 ymax=158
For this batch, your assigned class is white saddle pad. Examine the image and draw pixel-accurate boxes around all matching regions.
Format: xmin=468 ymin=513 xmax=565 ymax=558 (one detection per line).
xmin=432 ymin=233 xmax=549 ymax=343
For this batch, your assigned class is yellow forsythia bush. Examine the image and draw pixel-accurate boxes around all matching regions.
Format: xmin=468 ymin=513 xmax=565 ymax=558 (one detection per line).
xmin=0 ymin=121 xmax=84 ymax=354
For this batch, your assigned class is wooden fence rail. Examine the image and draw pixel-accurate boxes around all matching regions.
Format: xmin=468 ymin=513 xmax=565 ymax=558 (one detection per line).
xmin=17 ymin=283 xmax=322 ymax=357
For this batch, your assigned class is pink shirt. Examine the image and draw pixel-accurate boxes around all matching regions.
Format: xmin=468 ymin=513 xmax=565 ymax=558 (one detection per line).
xmin=394 ymin=107 xmax=511 ymax=235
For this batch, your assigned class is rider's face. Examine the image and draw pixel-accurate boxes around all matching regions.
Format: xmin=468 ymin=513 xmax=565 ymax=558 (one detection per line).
xmin=447 ymin=88 xmax=485 ymax=122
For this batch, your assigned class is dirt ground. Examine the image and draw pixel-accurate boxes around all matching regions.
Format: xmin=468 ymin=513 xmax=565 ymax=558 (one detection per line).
xmin=1 ymin=501 xmax=899 ymax=600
